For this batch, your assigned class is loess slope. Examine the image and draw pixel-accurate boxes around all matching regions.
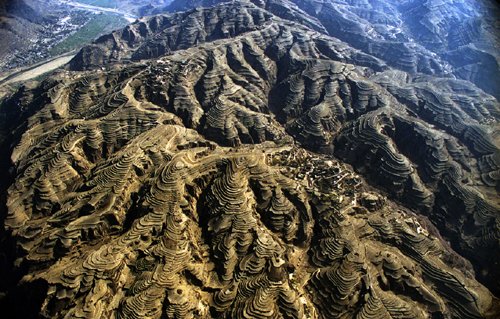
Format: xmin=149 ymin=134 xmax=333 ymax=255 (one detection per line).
xmin=0 ymin=0 xmax=499 ymax=318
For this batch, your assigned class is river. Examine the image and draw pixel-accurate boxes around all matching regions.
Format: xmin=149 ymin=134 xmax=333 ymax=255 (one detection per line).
xmin=63 ymin=0 xmax=137 ymax=22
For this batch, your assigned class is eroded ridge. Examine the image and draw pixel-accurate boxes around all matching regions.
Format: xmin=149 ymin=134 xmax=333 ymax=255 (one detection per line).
xmin=5 ymin=126 xmax=497 ymax=318
xmin=1 ymin=0 xmax=499 ymax=318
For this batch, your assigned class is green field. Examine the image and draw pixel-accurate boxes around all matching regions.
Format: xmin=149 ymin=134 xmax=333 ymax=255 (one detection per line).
xmin=49 ymin=13 xmax=128 ymax=56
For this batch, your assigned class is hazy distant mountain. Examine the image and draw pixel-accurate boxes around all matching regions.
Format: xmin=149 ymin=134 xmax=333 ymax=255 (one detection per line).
xmin=0 ymin=0 xmax=47 ymax=65
xmin=0 ymin=0 xmax=46 ymax=22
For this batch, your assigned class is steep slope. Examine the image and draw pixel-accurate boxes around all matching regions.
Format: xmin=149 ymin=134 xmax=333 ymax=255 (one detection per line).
xmin=0 ymin=0 xmax=499 ymax=318
xmin=0 ymin=0 xmax=47 ymax=65
xmin=65 ymin=0 xmax=499 ymax=293
xmin=162 ymin=0 xmax=500 ymax=99
xmin=1 ymin=68 xmax=498 ymax=318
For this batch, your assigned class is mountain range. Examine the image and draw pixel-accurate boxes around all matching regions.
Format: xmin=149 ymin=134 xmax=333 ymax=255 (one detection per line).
xmin=0 ymin=0 xmax=498 ymax=318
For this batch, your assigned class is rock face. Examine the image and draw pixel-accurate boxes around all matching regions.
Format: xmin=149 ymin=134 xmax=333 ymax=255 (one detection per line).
xmin=0 ymin=0 xmax=499 ymax=318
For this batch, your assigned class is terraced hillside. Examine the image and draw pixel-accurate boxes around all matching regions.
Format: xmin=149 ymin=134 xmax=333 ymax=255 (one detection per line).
xmin=0 ymin=0 xmax=498 ymax=318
